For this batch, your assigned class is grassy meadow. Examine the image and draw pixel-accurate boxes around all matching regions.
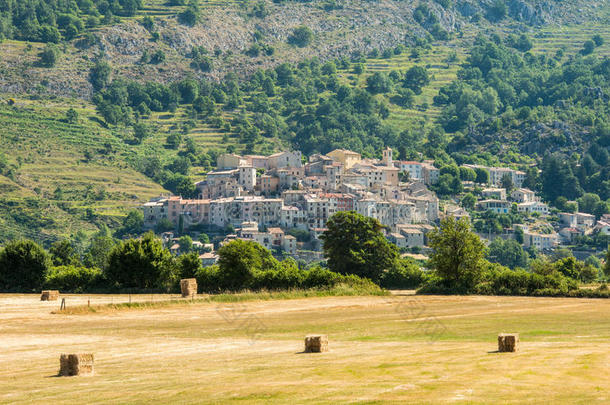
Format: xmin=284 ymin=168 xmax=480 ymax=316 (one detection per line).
xmin=0 ymin=293 xmax=609 ymax=404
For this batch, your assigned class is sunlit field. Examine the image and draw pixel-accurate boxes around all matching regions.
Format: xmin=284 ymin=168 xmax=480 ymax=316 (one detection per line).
xmin=1 ymin=293 xmax=609 ymax=404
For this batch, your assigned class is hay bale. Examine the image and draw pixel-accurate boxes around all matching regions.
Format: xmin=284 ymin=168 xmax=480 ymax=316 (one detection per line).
xmin=180 ymin=278 xmax=197 ymax=298
xmin=498 ymin=333 xmax=519 ymax=352
xmin=304 ymin=334 xmax=328 ymax=353
xmin=40 ymin=290 xmax=59 ymax=301
xmin=59 ymin=354 xmax=94 ymax=376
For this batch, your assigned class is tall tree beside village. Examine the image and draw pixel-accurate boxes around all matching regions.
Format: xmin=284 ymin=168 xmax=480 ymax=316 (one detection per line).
xmin=428 ymin=217 xmax=487 ymax=291
xmin=321 ymin=211 xmax=398 ymax=282
xmin=106 ymin=232 xmax=177 ymax=290
xmin=216 ymin=239 xmax=279 ymax=290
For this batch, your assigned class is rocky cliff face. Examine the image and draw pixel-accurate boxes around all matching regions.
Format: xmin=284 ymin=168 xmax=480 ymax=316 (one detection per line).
xmin=0 ymin=0 xmax=601 ymax=99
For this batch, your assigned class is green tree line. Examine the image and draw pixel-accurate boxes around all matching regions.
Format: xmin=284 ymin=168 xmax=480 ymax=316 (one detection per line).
xmin=0 ymin=0 xmax=143 ymax=43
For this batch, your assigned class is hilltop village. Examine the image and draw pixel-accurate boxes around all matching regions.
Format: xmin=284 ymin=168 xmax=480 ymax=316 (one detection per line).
xmin=141 ymin=148 xmax=610 ymax=263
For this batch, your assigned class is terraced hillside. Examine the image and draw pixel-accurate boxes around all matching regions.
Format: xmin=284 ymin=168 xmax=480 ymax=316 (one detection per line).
xmin=0 ymin=100 xmax=166 ymax=243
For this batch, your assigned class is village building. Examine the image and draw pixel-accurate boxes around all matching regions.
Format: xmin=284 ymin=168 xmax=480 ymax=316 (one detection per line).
xmin=482 ymin=188 xmax=507 ymax=201
xmin=478 ymin=199 xmax=512 ymax=214
xmin=517 ymin=201 xmax=549 ymax=215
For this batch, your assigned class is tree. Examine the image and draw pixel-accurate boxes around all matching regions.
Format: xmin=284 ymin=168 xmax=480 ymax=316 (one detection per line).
xmin=133 ymin=122 xmax=150 ymax=144
xmin=178 ymin=252 xmax=201 ymax=279
xmin=461 ymin=193 xmax=476 ymax=210
xmin=0 ymin=240 xmax=51 ymax=292
xmin=366 ymin=72 xmax=392 ymax=94
xmin=39 ymin=43 xmax=60 ymax=67
xmin=353 ymin=63 xmax=364 ymax=75
xmin=508 ymin=34 xmax=533 ymax=52
xmin=49 ymin=240 xmax=79 ymax=266
xmin=83 ymin=234 xmax=117 ymax=270
xmin=500 ymin=173 xmax=514 ymax=193
xmin=486 ymin=0 xmax=507 ymax=21
xmin=577 ymin=193 xmax=601 ymax=214
xmin=198 ymin=233 xmax=210 ymax=244
xmin=178 ymin=0 xmax=201 ymax=25
xmin=395 ymin=87 xmax=415 ymax=107
xmin=150 ymin=49 xmax=166 ymax=64
xmin=178 ymin=235 xmax=193 ymax=253
xmin=117 ymin=209 xmax=144 ymax=237
xmin=106 ymin=232 xmax=177 ymax=290
xmin=321 ymin=211 xmax=399 ymax=282
xmin=593 ymin=201 xmax=609 ymax=220
xmin=487 ymin=238 xmax=527 ymax=269
xmin=475 ymin=167 xmax=489 ymax=184
xmin=246 ymin=43 xmax=261 ymax=57
xmin=514 ymin=227 xmax=524 ymax=244
xmin=155 ymin=218 xmax=175 ymax=233
xmin=216 ymin=239 xmax=278 ymax=290
xmin=175 ymin=79 xmax=199 ymax=104
xmin=40 ymin=25 xmax=61 ymax=43
xmin=554 ymin=256 xmax=597 ymax=282
xmin=121 ymin=0 xmax=140 ymax=16
xmin=541 ymin=154 xmax=582 ymax=203
xmin=288 ymin=26 xmax=314 ymax=47
xmin=436 ymin=173 xmax=462 ymax=196
xmin=459 ymin=167 xmax=476 ymax=182
xmin=141 ymin=16 xmax=155 ymax=31
xmin=581 ymin=40 xmax=595 ymax=55
xmin=592 ymin=34 xmax=604 ymax=47
xmin=193 ymin=96 xmax=215 ymax=115
xmin=428 ymin=217 xmax=486 ymax=291
xmin=65 ymin=108 xmax=78 ymax=124
xmin=403 ymin=66 xmax=430 ymax=94
xmin=90 ymin=60 xmax=112 ymax=90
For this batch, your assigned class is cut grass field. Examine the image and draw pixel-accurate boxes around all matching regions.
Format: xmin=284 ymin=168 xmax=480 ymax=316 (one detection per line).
xmin=1 ymin=293 xmax=609 ymax=404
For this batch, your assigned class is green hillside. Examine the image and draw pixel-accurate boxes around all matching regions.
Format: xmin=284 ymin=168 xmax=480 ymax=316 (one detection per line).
xmin=0 ymin=0 xmax=609 ymax=243
xmin=0 ymin=100 xmax=166 ymax=243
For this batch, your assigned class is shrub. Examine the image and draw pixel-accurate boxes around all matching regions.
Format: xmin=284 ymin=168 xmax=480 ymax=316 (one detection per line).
xmin=379 ymin=259 xmax=425 ymax=289
xmin=592 ymin=35 xmax=604 ymax=47
xmin=195 ymin=252 xmax=377 ymax=294
xmin=288 ymin=26 xmax=314 ymax=47
xmin=251 ymin=262 xmax=305 ymax=290
xmin=300 ymin=266 xmax=341 ymax=289
xmin=45 ymin=266 xmax=104 ymax=293
xmin=419 ymin=260 xmax=580 ymax=297
xmin=39 ymin=44 xmax=60 ymax=67
xmin=178 ymin=0 xmax=201 ymax=26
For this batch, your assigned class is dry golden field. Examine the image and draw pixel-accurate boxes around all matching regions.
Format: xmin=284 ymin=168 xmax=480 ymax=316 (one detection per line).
xmin=1 ymin=293 xmax=609 ymax=404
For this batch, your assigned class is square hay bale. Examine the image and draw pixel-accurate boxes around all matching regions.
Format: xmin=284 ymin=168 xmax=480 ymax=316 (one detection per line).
xmin=59 ymin=354 xmax=94 ymax=376
xmin=498 ymin=333 xmax=519 ymax=352
xmin=40 ymin=290 xmax=59 ymax=301
xmin=180 ymin=278 xmax=197 ymax=298
xmin=304 ymin=334 xmax=328 ymax=353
